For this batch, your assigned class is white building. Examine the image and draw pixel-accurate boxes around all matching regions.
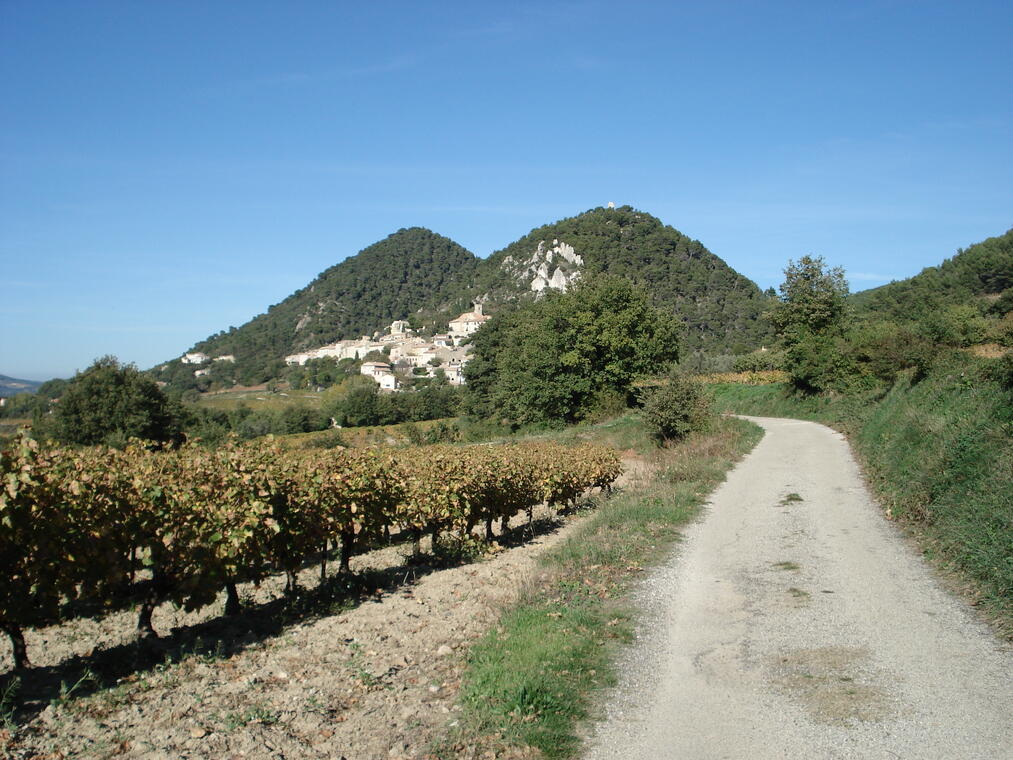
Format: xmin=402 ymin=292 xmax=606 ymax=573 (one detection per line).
xmin=182 ymin=352 xmax=209 ymax=365
xmin=377 ymin=373 xmax=399 ymax=391
xmin=285 ymin=337 xmax=387 ymax=366
xmin=448 ymin=303 xmax=490 ymax=339
xmin=360 ymin=361 xmax=399 ymax=390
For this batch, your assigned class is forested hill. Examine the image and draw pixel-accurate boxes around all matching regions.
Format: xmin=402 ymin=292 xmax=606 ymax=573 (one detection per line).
xmin=153 ymin=207 xmax=777 ymax=390
xmin=851 ymin=228 xmax=1013 ymax=321
xmin=156 ymin=228 xmax=481 ymax=386
xmin=470 ymin=206 xmax=774 ymax=353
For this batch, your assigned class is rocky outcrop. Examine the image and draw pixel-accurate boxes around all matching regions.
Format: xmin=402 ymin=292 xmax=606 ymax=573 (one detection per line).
xmin=501 ymin=239 xmax=584 ymax=294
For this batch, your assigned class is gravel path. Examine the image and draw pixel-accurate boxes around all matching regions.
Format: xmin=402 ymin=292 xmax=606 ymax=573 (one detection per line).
xmin=584 ymin=416 xmax=1012 ymax=760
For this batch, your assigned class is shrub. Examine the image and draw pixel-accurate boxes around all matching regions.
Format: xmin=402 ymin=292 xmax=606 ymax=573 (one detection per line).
xmin=731 ymin=350 xmax=784 ymax=373
xmin=640 ymin=373 xmax=712 ymax=445
xmin=784 ymin=332 xmax=858 ymax=395
xmin=984 ymin=353 xmax=1013 ymax=390
xmin=989 ymin=312 xmax=1013 ymax=347
xmin=849 ymin=321 xmax=936 ymax=384
xmin=921 ymin=304 xmax=990 ymax=347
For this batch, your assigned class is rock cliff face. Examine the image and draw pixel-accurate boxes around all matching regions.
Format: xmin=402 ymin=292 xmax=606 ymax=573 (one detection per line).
xmin=500 ymin=239 xmax=584 ymax=294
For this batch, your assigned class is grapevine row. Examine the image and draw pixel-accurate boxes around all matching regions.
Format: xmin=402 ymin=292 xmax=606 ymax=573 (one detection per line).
xmin=0 ymin=433 xmax=622 ymax=669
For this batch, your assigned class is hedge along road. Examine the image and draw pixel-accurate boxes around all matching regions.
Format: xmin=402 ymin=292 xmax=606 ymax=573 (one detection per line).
xmin=584 ymin=416 xmax=1012 ymax=760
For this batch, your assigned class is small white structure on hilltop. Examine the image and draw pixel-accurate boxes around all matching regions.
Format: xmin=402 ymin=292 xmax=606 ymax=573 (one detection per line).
xmin=181 ymin=352 xmax=209 ymax=365
xmin=448 ymin=303 xmax=490 ymax=339
xmin=607 ymin=201 xmax=616 ymax=209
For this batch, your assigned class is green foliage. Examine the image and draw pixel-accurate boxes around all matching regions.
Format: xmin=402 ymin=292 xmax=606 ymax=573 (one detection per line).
xmin=985 ymin=352 xmax=1013 ymax=390
xmin=154 ymin=207 xmax=776 ymax=394
xmin=33 ymin=356 xmax=183 ymax=448
xmin=769 ymin=255 xmax=853 ymax=395
xmin=0 ymin=392 xmax=39 ymax=420
xmin=783 ymin=331 xmax=859 ymax=394
xmin=851 ymin=229 xmax=1013 ymax=324
xmin=920 ymin=304 xmax=990 ymax=347
xmin=769 ymin=255 xmax=850 ymax=336
xmin=990 ymin=312 xmax=1013 ymax=347
xmin=154 ymin=227 xmax=482 ymax=389
xmin=639 ymin=373 xmax=712 ymax=445
xmin=731 ymin=349 xmax=784 ymax=373
xmin=286 ymin=356 xmax=356 ymax=390
xmin=466 ymin=277 xmax=681 ymax=425
xmin=321 ymin=375 xmax=463 ymax=429
xmin=475 ymin=205 xmax=774 ymax=353
xmin=847 ymin=319 xmax=936 ymax=383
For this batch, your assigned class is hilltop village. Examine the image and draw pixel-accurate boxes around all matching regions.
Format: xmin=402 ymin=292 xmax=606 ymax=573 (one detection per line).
xmin=182 ymin=304 xmax=491 ymax=391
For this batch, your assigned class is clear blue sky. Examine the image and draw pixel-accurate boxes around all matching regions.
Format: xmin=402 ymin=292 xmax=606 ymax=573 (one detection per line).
xmin=2 ymin=1 xmax=1010 ymax=381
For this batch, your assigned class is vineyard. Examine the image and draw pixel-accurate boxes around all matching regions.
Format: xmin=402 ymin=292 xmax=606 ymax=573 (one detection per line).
xmin=0 ymin=433 xmax=622 ymax=672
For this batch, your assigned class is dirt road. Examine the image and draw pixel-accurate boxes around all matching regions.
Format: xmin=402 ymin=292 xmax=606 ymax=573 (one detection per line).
xmin=584 ymin=416 xmax=1012 ymax=759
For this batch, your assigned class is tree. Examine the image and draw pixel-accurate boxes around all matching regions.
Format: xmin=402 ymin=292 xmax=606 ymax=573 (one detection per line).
xmin=465 ymin=277 xmax=681 ymax=424
xmin=769 ymin=255 xmax=850 ymax=336
xmin=32 ymin=356 xmax=183 ymax=447
xmin=769 ymin=256 xmax=852 ymax=394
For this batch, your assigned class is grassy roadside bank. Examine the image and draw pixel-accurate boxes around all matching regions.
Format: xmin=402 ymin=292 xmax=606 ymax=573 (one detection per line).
xmin=710 ymin=353 xmax=1012 ymax=635
xmin=436 ymin=415 xmax=763 ymax=759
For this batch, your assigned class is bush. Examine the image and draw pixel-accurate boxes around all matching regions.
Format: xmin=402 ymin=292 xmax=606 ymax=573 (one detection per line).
xmin=984 ymin=353 xmax=1013 ymax=390
xmin=784 ymin=332 xmax=858 ymax=395
xmin=640 ymin=373 xmax=712 ymax=445
xmin=921 ymin=304 xmax=990 ymax=347
xmin=731 ymin=350 xmax=784 ymax=373
xmin=849 ymin=321 xmax=936 ymax=384
xmin=989 ymin=312 xmax=1013 ymax=347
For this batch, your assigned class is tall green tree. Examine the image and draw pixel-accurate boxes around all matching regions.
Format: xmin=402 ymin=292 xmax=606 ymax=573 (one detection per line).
xmin=465 ymin=277 xmax=681 ymax=424
xmin=769 ymin=256 xmax=853 ymax=394
xmin=33 ymin=356 xmax=183 ymax=447
xmin=769 ymin=255 xmax=850 ymax=336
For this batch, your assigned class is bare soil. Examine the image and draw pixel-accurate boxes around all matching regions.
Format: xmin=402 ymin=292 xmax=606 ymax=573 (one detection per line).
xmin=1 ymin=471 xmax=641 ymax=759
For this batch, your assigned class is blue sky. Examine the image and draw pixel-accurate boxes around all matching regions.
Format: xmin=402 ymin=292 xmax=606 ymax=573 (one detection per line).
xmin=2 ymin=1 xmax=1010 ymax=381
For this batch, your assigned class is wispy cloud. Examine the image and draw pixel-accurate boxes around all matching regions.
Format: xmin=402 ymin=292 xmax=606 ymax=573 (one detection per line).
xmin=197 ymin=53 xmax=421 ymax=98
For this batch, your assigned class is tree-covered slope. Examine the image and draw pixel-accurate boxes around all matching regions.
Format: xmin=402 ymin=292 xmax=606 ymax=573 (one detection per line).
xmin=470 ymin=206 xmax=774 ymax=353
xmin=154 ymin=208 xmax=776 ymax=391
xmin=157 ymin=228 xmax=481 ymax=386
xmin=851 ymin=229 xmax=1013 ymax=321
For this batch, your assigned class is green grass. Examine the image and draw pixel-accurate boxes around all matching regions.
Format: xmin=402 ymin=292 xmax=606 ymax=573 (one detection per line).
xmin=439 ymin=416 xmax=763 ymax=759
xmin=711 ymin=352 xmax=1013 ymax=632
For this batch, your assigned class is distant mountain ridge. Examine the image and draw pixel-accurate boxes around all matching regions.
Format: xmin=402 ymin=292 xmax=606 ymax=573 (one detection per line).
xmin=153 ymin=206 xmax=775 ymax=388
xmin=0 ymin=375 xmax=42 ymax=397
